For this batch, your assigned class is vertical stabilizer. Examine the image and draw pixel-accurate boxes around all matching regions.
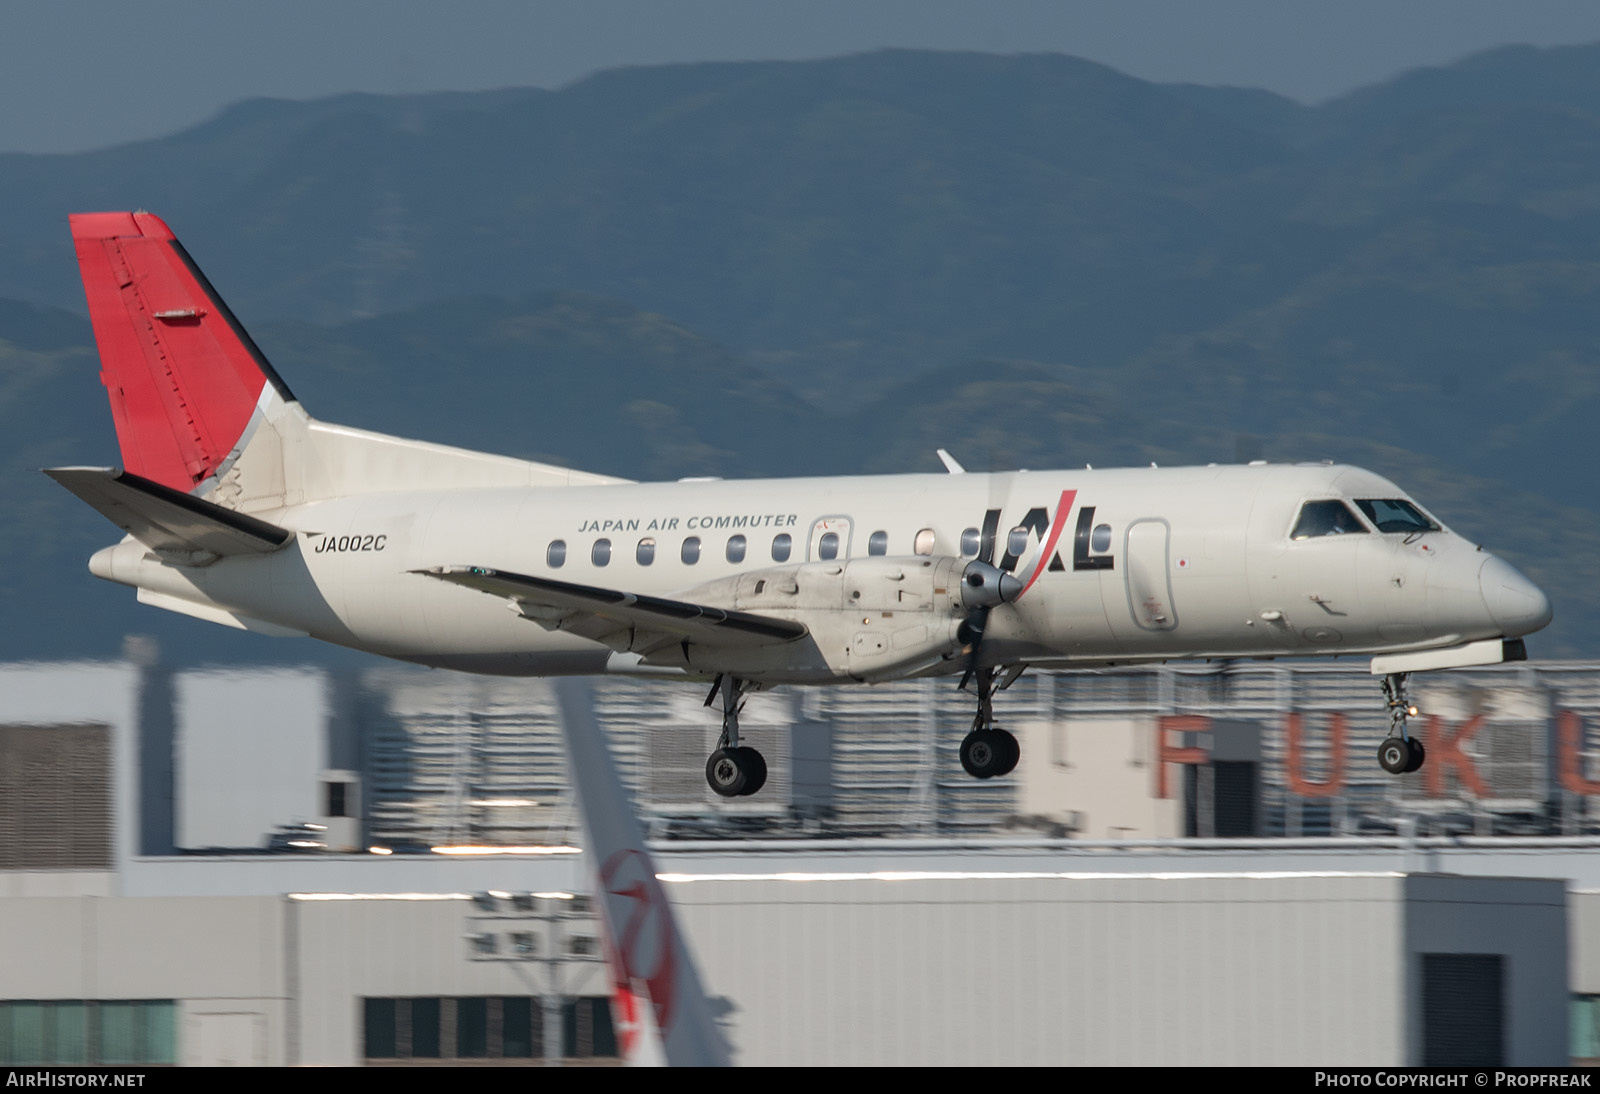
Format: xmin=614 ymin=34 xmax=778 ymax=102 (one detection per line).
xmin=70 ymin=212 xmax=295 ymax=494
xmin=68 ymin=212 xmax=627 ymax=510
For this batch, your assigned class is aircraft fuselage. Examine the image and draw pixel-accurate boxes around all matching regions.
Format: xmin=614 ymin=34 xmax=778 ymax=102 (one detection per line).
xmin=88 ymin=461 xmax=1547 ymax=681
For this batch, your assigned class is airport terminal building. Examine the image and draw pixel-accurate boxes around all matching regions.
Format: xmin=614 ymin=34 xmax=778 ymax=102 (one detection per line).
xmin=1 ymin=651 xmax=1597 ymax=1065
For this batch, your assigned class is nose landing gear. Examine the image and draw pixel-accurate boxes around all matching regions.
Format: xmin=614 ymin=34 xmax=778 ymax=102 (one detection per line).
xmin=958 ymin=666 xmax=1020 ymax=779
xmin=703 ymin=674 xmax=767 ymax=797
xmin=1377 ymin=672 xmax=1426 ymax=774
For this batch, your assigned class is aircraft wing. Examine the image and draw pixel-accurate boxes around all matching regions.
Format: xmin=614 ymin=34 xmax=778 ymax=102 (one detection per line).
xmin=45 ymin=466 xmax=293 ymax=559
xmin=417 ymin=565 xmax=808 ymax=656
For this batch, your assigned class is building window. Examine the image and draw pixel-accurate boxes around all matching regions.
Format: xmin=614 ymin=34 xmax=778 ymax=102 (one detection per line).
xmin=772 ymin=533 xmax=792 ymax=562
xmin=636 ymin=537 xmax=656 ymax=566
xmin=503 ymin=997 xmax=534 ymax=1058
xmin=727 ymin=535 xmax=747 ymax=563
xmin=364 ymin=999 xmax=396 ymax=1059
xmin=361 ymin=997 xmax=615 ymax=1062
xmin=0 ymin=1000 xmax=176 ymax=1066
xmin=682 ymin=536 xmax=701 ymax=564
xmin=411 ymin=997 xmax=441 ymax=1058
xmin=547 ymin=540 xmax=566 ymax=568
xmin=457 ymin=997 xmax=487 ymax=1058
xmin=868 ymin=531 xmax=888 ymax=556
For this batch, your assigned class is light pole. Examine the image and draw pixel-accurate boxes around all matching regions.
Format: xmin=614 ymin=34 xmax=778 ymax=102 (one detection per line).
xmin=465 ymin=890 xmax=605 ymax=1065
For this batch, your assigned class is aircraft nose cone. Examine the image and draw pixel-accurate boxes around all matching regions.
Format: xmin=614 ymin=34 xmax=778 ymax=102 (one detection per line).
xmin=1479 ymin=555 xmax=1552 ymax=636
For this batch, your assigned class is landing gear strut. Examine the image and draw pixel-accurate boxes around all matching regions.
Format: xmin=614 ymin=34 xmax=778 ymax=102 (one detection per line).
xmin=703 ymin=674 xmax=767 ymax=797
xmin=958 ymin=666 xmax=1020 ymax=779
xmin=1377 ymin=672 xmax=1426 ymax=774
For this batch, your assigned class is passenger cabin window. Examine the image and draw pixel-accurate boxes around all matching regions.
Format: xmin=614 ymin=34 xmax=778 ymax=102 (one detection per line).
xmin=1006 ymin=527 xmax=1030 ymax=557
xmin=914 ymin=528 xmax=936 ymax=556
xmin=682 ymin=536 xmax=701 ymax=564
xmin=636 ymin=537 xmax=656 ymax=565
xmin=1291 ymin=500 xmax=1369 ymax=540
xmin=1355 ymin=499 xmax=1440 ymax=535
xmin=1091 ymin=524 xmax=1113 ymax=552
xmin=960 ymin=528 xmax=981 ymax=557
xmin=547 ymin=540 xmax=566 ymax=568
xmin=818 ymin=532 xmax=840 ymax=560
xmin=772 ymin=533 xmax=792 ymax=562
xmin=727 ymin=535 xmax=747 ymax=563
xmin=868 ymin=531 xmax=888 ymax=556
xmin=592 ymin=539 xmax=612 ymax=566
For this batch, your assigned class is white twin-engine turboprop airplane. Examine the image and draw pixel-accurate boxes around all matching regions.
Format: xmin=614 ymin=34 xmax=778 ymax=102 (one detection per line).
xmin=50 ymin=212 xmax=1553 ymax=796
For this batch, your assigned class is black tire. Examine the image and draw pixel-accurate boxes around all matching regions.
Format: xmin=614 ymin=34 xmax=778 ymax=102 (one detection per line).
xmin=961 ymin=731 xmax=1009 ymax=779
xmin=737 ymin=747 xmax=768 ymax=796
xmin=992 ymin=728 xmax=1020 ymax=776
xmin=1377 ymin=737 xmax=1412 ymax=775
xmin=706 ymin=748 xmax=748 ymax=797
xmin=1404 ymin=737 xmax=1427 ymax=773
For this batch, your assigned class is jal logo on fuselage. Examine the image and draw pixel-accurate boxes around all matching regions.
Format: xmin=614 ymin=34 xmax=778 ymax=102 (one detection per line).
xmin=977 ymin=490 xmax=1114 ymax=598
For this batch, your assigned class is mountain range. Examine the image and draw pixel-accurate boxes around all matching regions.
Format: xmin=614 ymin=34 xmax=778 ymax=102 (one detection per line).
xmin=4 ymin=45 xmax=1600 ymax=661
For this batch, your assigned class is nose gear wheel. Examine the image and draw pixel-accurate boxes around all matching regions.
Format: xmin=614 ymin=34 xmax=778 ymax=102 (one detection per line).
xmin=1377 ymin=672 xmax=1426 ymax=775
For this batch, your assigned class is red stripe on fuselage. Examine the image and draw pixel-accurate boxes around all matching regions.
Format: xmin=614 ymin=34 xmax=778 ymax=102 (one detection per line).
xmin=1018 ymin=489 xmax=1076 ymax=599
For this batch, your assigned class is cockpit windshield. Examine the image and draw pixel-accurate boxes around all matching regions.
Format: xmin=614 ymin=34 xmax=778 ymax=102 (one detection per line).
xmin=1354 ymin=499 xmax=1439 ymax=535
xmin=1291 ymin=500 xmax=1369 ymax=540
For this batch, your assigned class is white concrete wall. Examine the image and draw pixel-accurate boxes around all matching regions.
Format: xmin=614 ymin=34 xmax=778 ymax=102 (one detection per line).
xmin=0 ymin=872 xmax=1572 ymax=1066
xmin=290 ymin=896 xmax=607 ymax=1065
xmin=175 ymin=668 xmax=326 ymax=849
xmin=1018 ymin=715 xmax=1181 ymax=838
xmin=669 ymin=872 xmax=1409 ymax=1065
xmin=0 ymin=895 xmax=287 ymax=1066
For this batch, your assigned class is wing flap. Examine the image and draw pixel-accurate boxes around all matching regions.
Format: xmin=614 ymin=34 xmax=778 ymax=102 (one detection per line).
xmin=45 ymin=466 xmax=293 ymax=560
xmin=417 ymin=565 xmax=808 ymax=653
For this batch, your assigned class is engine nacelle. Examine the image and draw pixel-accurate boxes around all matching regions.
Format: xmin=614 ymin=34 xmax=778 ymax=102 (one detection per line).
xmin=673 ymin=555 xmax=972 ymax=682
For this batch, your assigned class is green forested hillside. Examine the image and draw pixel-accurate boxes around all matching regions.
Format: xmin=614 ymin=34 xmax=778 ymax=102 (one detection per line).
xmin=5 ymin=46 xmax=1600 ymax=661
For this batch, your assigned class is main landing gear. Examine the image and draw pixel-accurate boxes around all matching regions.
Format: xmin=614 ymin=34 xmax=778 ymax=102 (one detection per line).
xmin=703 ymin=674 xmax=767 ymax=797
xmin=958 ymin=666 xmax=1020 ymax=779
xmin=1377 ymin=671 xmax=1426 ymax=775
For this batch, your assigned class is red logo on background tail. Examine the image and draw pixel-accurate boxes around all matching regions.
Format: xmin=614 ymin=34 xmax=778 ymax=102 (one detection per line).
xmin=599 ymin=848 xmax=677 ymax=1034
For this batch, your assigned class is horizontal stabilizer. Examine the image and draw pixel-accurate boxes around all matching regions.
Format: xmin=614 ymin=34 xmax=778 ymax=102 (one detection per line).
xmin=45 ymin=467 xmax=293 ymax=560
xmin=418 ymin=565 xmax=807 ymax=655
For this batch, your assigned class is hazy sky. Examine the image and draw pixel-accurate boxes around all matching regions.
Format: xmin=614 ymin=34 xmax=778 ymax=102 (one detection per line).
xmin=5 ymin=1 xmax=1600 ymax=153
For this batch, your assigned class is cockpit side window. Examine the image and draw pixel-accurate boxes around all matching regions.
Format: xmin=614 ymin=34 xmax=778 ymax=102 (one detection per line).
xmin=1355 ymin=499 xmax=1440 ymax=535
xmin=1291 ymin=500 xmax=1370 ymax=540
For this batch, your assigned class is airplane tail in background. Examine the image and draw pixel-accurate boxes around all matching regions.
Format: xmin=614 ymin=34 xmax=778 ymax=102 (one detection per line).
xmin=554 ymin=678 xmax=731 ymax=1067
xmin=70 ymin=212 xmax=295 ymax=495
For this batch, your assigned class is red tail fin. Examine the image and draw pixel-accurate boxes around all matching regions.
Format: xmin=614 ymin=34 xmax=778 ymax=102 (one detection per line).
xmin=70 ymin=212 xmax=296 ymax=493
